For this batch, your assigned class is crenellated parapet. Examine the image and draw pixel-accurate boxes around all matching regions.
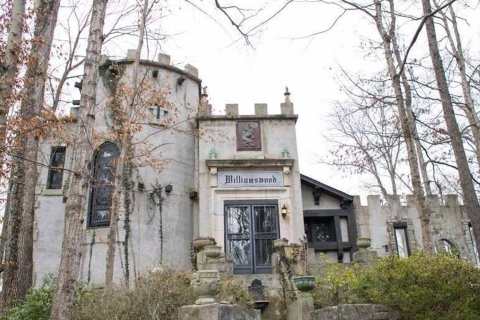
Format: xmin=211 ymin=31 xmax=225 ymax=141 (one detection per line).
xmin=352 ymin=194 xmax=478 ymax=265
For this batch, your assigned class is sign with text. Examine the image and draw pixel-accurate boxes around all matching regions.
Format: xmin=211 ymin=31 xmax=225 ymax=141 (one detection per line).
xmin=218 ymin=171 xmax=283 ymax=188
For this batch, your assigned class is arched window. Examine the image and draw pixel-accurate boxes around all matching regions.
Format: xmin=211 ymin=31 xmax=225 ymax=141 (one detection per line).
xmin=88 ymin=142 xmax=120 ymax=227
xmin=439 ymin=239 xmax=459 ymax=257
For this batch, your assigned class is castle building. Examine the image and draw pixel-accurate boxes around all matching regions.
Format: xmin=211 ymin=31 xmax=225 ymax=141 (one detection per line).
xmin=33 ymin=53 xmax=479 ymax=286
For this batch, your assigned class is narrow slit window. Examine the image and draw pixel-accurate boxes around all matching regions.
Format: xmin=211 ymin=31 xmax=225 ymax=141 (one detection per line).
xmin=46 ymin=146 xmax=66 ymax=189
xmin=468 ymin=223 xmax=480 ymax=266
xmin=394 ymin=226 xmax=409 ymax=258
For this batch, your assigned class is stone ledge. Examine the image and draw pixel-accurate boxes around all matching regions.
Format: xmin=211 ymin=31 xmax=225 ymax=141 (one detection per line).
xmin=197 ymin=114 xmax=298 ymax=122
xmin=313 ymin=304 xmax=399 ymax=320
xmin=206 ymin=158 xmax=294 ymax=168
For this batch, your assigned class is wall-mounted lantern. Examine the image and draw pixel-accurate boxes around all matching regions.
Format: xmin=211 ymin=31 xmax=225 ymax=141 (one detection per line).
xmin=281 ymin=204 xmax=288 ymax=218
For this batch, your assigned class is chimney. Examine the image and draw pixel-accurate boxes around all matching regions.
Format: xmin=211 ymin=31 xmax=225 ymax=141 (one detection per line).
xmin=281 ymin=86 xmax=294 ymax=115
xmin=225 ymin=104 xmax=239 ymax=116
xmin=254 ymin=103 xmax=268 ymax=116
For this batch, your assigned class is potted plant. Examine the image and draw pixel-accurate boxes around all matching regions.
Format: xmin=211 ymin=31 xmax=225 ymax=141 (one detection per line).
xmin=293 ymin=276 xmax=316 ymax=292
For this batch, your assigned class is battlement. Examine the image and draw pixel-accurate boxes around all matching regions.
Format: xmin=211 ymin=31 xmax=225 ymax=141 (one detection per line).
xmin=353 ymin=194 xmax=461 ymax=209
xmin=198 ymin=88 xmax=296 ymax=119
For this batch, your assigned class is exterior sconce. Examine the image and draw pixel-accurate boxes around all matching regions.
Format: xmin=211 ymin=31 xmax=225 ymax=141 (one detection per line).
xmin=165 ymin=184 xmax=173 ymax=194
xmin=281 ymin=204 xmax=288 ymax=218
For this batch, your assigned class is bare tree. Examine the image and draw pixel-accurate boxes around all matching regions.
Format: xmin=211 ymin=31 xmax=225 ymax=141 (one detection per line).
xmin=50 ymin=0 xmax=110 ymax=318
xmin=434 ymin=1 xmax=480 ymax=171
xmin=420 ymin=0 xmax=480 ymax=251
xmin=326 ymin=72 xmax=404 ymax=199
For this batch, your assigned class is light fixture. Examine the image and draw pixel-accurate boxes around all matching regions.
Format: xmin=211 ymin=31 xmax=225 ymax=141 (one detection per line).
xmin=281 ymin=204 xmax=288 ymax=218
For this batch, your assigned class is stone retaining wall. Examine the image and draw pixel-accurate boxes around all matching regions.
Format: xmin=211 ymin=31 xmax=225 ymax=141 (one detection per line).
xmin=313 ymin=304 xmax=399 ymax=320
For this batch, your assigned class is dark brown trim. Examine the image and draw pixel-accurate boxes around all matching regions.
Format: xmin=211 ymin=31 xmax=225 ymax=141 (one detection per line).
xmin=300 ymin=174 xmax=353 ymax=201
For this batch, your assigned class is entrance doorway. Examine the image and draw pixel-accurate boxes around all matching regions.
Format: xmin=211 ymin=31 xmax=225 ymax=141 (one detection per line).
xmin=224 ymin=200 xmax=280 ymax=274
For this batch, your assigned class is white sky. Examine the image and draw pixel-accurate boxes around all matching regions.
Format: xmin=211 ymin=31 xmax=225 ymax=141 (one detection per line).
xmin=73 ymin=0 xmax=480 ymax=196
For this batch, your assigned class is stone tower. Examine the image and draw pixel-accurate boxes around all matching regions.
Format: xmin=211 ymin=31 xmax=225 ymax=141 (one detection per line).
xmin=33 ymin=52 xmax=201 ymax=284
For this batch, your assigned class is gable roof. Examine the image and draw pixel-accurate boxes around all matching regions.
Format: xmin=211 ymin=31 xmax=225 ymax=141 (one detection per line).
xmin=300 ymin=174 xmax=354 ymax=201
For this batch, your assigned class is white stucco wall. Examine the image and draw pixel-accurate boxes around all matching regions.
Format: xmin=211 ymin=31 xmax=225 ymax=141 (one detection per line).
xmin=197 ymin=111 xmax=305 ymax=248
xmin=33 ymin=59 xmax=200 ymax=285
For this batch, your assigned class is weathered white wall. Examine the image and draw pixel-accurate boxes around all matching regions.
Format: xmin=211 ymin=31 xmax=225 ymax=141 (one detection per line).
xmin=33 ymin=57 xmax=200 ymax=285
xmin=354 ymin=194 xmax=478 ymax=263
xmin=197 ymin=110 xmax=305 ymax=247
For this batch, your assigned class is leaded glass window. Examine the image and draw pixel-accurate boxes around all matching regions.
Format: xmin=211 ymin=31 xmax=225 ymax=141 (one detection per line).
xmin=88 ymin=142 xmax=120 ymax=227
xmin=225 ymin=201 xmax=279 ymax=274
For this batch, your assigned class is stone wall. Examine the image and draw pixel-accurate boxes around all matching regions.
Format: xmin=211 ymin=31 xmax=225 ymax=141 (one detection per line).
xmin=313 ymin=304 xmax=399 ymax=320
xmin=353 ymin=195 xmax=478 ymax=265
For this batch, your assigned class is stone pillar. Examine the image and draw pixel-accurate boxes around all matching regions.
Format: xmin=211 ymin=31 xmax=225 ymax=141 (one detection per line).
xmin=287 ymin=293 xmax=314 ymax=320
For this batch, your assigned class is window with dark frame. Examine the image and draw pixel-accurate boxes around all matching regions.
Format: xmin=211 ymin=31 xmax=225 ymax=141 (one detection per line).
xmin=88 ymin=142 xmax=120 ymax=228
xmin=304 ymin=213 xmax=354 ymax=263
xmin=46 ymin=146 xmax=66 ymax=189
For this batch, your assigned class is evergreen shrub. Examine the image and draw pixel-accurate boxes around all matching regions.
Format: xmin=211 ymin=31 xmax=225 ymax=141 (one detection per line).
xmin=313 ymin=253 xmax=480 ymax=320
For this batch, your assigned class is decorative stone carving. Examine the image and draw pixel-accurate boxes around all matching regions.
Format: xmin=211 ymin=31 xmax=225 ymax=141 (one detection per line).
xmin=237 ymin=121 xmax=261 ymax=151
xmin=248 ymin=279 xmax=269 ymax=312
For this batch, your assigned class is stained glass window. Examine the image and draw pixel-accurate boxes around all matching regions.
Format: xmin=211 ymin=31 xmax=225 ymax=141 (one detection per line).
xmin=88 ymin=142 xmax=120 ymax=227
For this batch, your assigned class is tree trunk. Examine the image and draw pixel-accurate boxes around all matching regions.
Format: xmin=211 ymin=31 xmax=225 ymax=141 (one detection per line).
xmin=420 ymin=0 xmax=480 ymax=251
xmin=0 ymin=0 xmax=26 ymax=165
xmin=105 ymin=0 xmax=148 ymax=287
xmin=50 ymin=1 xmax=109 ymax=319
xmin=0 ymin=151 xmax=24 ymax=310
xmin=389 ymin=4 xmax=432 ymax=196
xmin=15 ymin=0 xmax=61 ymax=301
xmin=435 ymin=1 xmax=480 ymax=171
xmin=375 ymin=0 xmax=433 ymax=252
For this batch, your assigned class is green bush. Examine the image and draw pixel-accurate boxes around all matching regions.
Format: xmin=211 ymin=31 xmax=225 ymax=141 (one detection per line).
xmin=356 ymin=253 xmax=480 ymax=320
xmin=312 ymin=253 xmax=480 ymax=320
xmin=312 ymin=261 xmax=363 ymax=308
xmin=2 ymin=279 xmax=54 ymax=320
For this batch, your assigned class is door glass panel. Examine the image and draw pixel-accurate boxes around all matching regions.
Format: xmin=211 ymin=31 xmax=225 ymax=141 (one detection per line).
xmin=255 ymin=239 xmax=274 ymax=266
xmin=228 ymin=239 xmax=251 ymax=266
xmin=227 ymin=206 xmax=250 ymax=235
xmin=225 ymin=202 xmax=279 ymax=274
xmin=254 ymin=205 xmax=277 ymax=233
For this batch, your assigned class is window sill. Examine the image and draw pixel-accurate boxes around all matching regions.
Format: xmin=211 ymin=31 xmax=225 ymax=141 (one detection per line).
xmin=41 ymin=188 xmax=63 ymax=196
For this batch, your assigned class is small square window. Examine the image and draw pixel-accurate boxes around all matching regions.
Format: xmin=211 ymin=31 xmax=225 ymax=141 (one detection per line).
xmin=149 ymin=105 xmax=168 ymax=120
xmin=152 ymin=70 xmax=159 ymax=78
xmin=47 ymin=146 xmax=66 ymax=189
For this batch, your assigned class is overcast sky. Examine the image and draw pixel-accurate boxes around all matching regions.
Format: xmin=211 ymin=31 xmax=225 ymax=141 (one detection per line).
xmin=95 ymin=0 xmax=480 ymax=196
